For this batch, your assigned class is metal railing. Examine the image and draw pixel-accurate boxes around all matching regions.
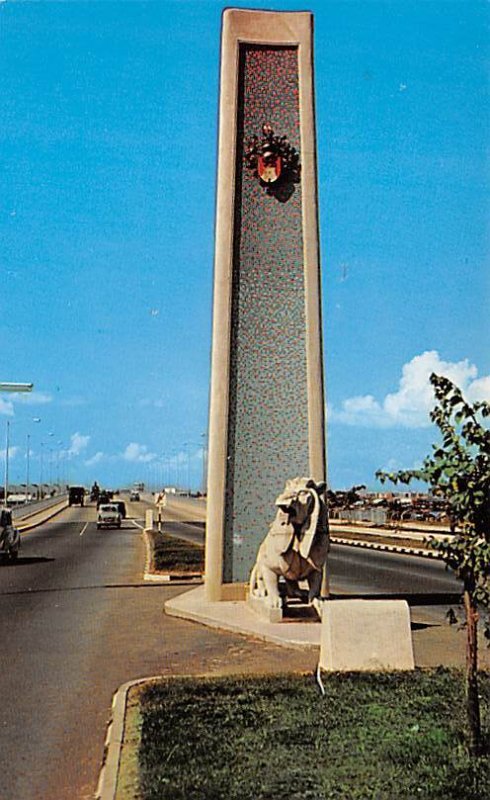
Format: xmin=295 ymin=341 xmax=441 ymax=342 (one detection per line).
xmin=329 ymin=507 xmax=388 ymax=525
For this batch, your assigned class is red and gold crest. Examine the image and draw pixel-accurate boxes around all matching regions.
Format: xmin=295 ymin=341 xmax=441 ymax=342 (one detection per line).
xmin=257 ymin=154 xmax=282 ymax=184
xmin=244 ymin=124 xmax=300 ymax=193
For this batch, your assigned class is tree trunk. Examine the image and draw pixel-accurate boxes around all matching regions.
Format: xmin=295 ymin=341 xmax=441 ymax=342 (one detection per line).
xmin=463 ymin=585 xmax=482 ymax=756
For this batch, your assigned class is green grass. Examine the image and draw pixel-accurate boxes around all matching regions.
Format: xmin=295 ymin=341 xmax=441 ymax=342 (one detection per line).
xmin=138 ymin=670 xmax=490 ymax=800
xmin=151 ymin=532 xmax=204 ymax=573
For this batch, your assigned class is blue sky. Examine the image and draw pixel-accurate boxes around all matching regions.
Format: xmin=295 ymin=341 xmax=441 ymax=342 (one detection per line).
xmin=1 ymin=0 xmax=488 ymax=490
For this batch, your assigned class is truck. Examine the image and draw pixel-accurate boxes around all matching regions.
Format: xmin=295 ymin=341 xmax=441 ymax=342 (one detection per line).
xmin=68 ymin=486 xmax=85 ymax=506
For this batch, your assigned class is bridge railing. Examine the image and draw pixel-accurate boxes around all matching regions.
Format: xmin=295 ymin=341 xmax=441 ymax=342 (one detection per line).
xmin=11 ymin=494 xmax=68 ymax=521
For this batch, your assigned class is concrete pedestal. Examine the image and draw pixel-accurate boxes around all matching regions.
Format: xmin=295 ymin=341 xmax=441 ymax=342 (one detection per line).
xmin=319 ymin=599 xmax=415 ymax=672
xmin=247 ymin=593 xmax=283 ymax=624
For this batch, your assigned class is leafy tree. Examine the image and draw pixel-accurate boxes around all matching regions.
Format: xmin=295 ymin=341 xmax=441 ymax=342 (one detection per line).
xmin=327 ymin=484 xmax=366 ymax=510
xmin=376 ymin=373 xmax=490 ymax=756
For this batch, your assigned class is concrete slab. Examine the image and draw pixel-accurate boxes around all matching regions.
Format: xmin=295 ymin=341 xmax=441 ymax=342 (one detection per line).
xmin=165 ymin=586 xmax=321 ymax=650
xmin=319 ymin=599 xmax=415 ymax=672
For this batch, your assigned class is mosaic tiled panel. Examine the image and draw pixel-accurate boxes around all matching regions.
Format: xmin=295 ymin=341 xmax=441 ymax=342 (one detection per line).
xmin=223 ymin=44 xmax=310 ymax=582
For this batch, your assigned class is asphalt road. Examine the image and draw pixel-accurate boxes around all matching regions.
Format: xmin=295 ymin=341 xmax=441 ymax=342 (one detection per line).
xmin=0 ymin=497 xmax=466 ymax=800
xmin=0 ymin=502 xmax=151 ymax=799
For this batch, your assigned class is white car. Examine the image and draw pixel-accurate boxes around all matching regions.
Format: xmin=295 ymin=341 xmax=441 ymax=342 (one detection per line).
xmin=97 ymin=504 xmax=122 ymax=529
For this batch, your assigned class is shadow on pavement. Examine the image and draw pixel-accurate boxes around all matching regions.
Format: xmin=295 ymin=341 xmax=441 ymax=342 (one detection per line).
xmin=0 ymin=556 xmax=55 ymax=567
xmin=330 ymin=591 xmax=462 ymax=607
xmin=0 ymin=581 xmax=172 ymax=597
xmin=411 ymin=621 xmax=440 ymax=631
xmin=165 ymin=521 xmax=205 ymax=530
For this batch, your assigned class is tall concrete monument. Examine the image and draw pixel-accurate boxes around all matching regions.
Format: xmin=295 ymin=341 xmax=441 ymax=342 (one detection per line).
xmin=205 ymin=9 xmax=326 ymax=602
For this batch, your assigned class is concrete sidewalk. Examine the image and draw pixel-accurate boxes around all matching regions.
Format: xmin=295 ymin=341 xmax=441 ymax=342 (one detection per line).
xmin=164 ymin=583 xmax=490 ymax=670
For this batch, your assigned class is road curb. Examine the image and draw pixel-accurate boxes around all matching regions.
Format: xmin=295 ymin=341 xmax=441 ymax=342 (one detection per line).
xmin=144 ymin=571 xmax=203 ymax=582
xmin=330 ymin=535 xmax=440 ymax=559
xmin=95 ymin=676 xmax=161 ymax=800
xmin=16 ymin=500 xmax=69 ymax=533
xmin=142 ymin=528 xmax=204 ymax=583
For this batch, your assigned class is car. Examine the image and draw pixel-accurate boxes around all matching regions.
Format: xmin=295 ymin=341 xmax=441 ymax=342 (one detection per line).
xmin=0 ymin=509 xmax=20 ymax=562
xmin=97 ymin=504 xmax=122 ymax=529
xmin=129 ymin=491 xmax=140 ymax=502
xmin=111 ymin=500 xmax=127 ymax=519
xmin=96 ymin=492 xmax=111 ymax=508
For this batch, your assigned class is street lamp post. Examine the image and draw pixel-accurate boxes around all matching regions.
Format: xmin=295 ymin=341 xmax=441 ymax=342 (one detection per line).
xmin=183 ymin=443 xmax=191 ymax=495
xmin=183 ymin=441 xmax=202 ymax=496
xmin=56 ymin=442 xmax=63 ymax=488
xmin=30 ymin=417 xmax=41 ymax=501
xmin=4 ymin=421 xmax=10 ymax=507
xmin=1 ymin=381 xmax=34 ymax=506
xmin=26 ymin=433 xmax=30 ymax=504
xmin=40 ymin=442 xmax=44 ymax=499
xmin=201 ymin=432 xmax=208 ymax=496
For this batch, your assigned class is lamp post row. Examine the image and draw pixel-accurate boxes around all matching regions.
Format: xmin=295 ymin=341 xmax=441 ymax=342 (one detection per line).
xmin=1 ymin=382 xmax=33 ymax=507
xmin=152 ymin=436 xmax=207 ymax=495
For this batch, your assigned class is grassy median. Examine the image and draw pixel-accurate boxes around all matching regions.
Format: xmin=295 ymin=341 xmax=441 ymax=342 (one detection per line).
xmin=137 ymin=670 xmax=489 ymax=800
xmin=150 ymin=530 xmax=204 ymax=574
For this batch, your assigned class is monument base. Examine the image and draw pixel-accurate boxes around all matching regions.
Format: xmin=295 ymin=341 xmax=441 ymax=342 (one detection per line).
xmin=165 ymin=585 xmax=320 ymax=649
xmin=247 ymin=593 xmax=283 ymax=624
xmin=319 ymin=599 xmax=414 ymax=672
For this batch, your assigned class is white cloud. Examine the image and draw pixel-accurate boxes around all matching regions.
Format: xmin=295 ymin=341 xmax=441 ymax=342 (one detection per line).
xmin=123 ymin=442 xmax=157 ymax=463
xmin=0 ymin=398 xmax=14 ymax=416
xmin=0 ymin=391 xmax=52 ymax=416
xmin=0 ymin=446 xmax=19 ymax=461
xmin=330 ymin=351 xmax=490 ymax=428
xmin=11 ymin=391 xmax=52 ymax=406
xmin=68 ymin=432 xmax=91 ymax=456
xmin=466 ymin=375 xmax=490 ymax=403
xmin=84 ymin=451 xmax=104 ymax=467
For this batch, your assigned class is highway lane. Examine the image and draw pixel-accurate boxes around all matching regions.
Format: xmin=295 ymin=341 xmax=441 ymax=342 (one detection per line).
xmin=0 ymin=501 xmax=171 ymax=800
xmin=0 ymin=503 xmax=143 ymax=800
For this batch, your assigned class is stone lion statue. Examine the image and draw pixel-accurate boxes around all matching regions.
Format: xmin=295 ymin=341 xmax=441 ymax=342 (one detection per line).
xmin=249 ymin=477 xmax=329 ymax=613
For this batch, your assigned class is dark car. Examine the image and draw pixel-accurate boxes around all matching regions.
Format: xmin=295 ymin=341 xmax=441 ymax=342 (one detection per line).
xmin=97 ymin=492 xmax=111 ymax=508
xmin=111 ymin=500 xmax=127 ymax=519
xmin=0 ymin=509 xmax=20 ymax=562
xmin=68 ymin=486 xmax=85 ymax=506
xmin=129 ymin=490 xmax=140 ymax=502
